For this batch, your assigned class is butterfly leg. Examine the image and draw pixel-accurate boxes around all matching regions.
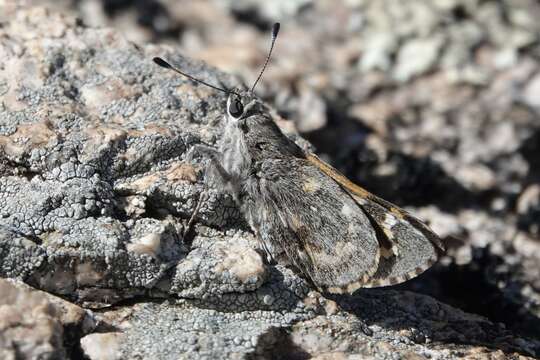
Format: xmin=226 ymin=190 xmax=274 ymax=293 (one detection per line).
xmin=183 ymin=144 xmax=233 ymax=239
xmin=185 ymin=144 xmax=232 ymax=184
xmin=184 ymin=144 xmax=219 ymax=164
xmin=183 ymin=190 xmax=207 ymax=240
xmin=261 ymin=241 xmax=275 ymax=264
xmin=252 ymin=228 xmax=276 ymax=265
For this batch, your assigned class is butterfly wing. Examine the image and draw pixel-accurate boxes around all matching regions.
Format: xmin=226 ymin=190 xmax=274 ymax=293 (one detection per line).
xmin=256 ymin=157 xmax=381 ymax=293
xmin=307 ymin=154 xmax=445 ymax=288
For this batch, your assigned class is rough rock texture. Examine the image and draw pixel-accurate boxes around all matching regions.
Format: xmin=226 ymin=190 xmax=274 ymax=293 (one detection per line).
xmin=1 ymin=1 xmax=540 ymax=359
xmin=116 ymin=290 xmax=536 ymax=359
xmin=0 ymin=278 xmax=95 ymax=359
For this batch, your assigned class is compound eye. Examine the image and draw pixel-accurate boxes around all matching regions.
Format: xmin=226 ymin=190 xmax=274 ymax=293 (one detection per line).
xmin=228 ymin=99 xmax=244 ymax=118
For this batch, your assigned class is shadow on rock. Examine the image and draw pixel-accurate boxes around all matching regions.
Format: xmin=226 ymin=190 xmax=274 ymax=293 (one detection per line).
xmin=324 ymin=245 xmax=540 ymax=357
xmin=407 ymin=246 xmax=540 ymax=342
xmin=247 ymin=326 xmax=311 ymax=360
xmin=352 ymin=151 xmax=476 ymax=213
xmin=520 ymin=129 xmax=540 ymax=180
xmin=330 ymin=286 xmax=539 ymax=358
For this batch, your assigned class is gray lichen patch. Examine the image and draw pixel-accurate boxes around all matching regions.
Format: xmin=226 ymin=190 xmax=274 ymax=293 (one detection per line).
xmin=0 ymin=4 xmax=250 ymax=306
xmin=0 ymin=227 xmax=45 ymax=279
xmin=0 ymin=3 xmax=279 ymax=315
xmin=118 ymin=300 xmax=314 ymax=360
xmin=172 ymin=239 xmax=268 ymax=298
xmin=115 ymin=286 xmax=540 ymax=360
xmin=127 ymin=217 xmax=186 ymax=262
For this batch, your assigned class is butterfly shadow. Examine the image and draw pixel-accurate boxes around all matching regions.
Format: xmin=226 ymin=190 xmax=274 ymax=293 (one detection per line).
xmin=404 ymin=246 xmax=540 ymax=342
xmin=328 ymin=262 xmax=540 ymax=357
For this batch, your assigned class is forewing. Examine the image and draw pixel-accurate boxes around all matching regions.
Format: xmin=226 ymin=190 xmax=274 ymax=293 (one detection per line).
xmin=307 ymin=154 xmax=445 ymax=287
xmin=258 ymin=157 xmax=380 ymax=294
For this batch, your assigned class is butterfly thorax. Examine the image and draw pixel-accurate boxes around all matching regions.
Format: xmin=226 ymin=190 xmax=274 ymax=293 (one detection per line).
xmin=220 ymin=89 xmax=304 ymax=182
xmin=219 ymin=116 xmax=251 ymax=183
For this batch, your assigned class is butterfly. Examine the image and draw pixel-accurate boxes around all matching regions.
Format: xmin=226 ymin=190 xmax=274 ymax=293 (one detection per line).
xmin=154 ymin=23 xmax=445 ymax=294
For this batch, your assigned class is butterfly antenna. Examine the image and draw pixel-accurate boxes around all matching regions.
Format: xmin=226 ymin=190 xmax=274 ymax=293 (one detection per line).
xmin=153 ymin=57 xmax=230 ymax=95
xmin=250 ymin=22 xmax=280 ymax=93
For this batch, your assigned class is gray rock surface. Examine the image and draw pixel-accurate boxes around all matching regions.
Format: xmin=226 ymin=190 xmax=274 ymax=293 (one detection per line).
xmin=0 ymin=278 xmax=95 ymax=359
xmin=1 ymin=2 xmax=540 ymax=359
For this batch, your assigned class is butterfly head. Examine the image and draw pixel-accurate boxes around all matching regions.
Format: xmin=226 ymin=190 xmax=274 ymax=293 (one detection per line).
xmin=226 ymin=89 xmax=268 ymax=123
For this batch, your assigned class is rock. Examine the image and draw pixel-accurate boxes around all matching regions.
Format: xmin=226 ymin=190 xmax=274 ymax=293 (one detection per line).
xmin=1 ymin=2 xmax=540 ymax=359
xmin=171 ymin=239 xmax=268 ymax=298
xmin=296 ymin=88 xmax=327 ymax=132
xmin=517 ymin=184 xmax=540 ymax=236
xmin=223 ymin=0 xmax=313 ymax=21
xmin=0 ymin=278 xmax=94 ymax=360
xmin=80 ymin=332 xmax=123 ymax=360
xmin=359 ymin=31 xmax=397 ymax=72
xmin=0 ymin=4 xmax=241 ymax=305
xmin=522 ymin=73 xmax=540 ymax=108
xmin=394 ymin=36 xmax=443 ymax=82
xmin=113 ymin=290 xmax=540 ymax=359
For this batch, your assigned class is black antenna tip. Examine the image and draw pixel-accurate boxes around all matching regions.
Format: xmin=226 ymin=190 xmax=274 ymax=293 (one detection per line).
xmin=272 ymin=23 xmax=280 ymax=38
xmin=153 ymin=57 xmax=172 ymax=69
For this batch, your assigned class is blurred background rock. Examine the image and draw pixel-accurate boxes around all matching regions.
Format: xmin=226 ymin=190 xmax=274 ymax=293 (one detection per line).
xmin=9 ymin=0 xmax=540 ymax=341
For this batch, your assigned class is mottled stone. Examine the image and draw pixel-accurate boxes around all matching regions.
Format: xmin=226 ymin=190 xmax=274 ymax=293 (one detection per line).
xmin=394 ymin=37 xmax=443 ymax=82
xmin=80 ymin=332 xmax=123 ymax=360
xmin=1 ymin=2 xmax=540 ymax=359
xmin=523 ymin=73 xmax=540 ymax=108
xmin=0 ymin=278 xmax=94 ymax=360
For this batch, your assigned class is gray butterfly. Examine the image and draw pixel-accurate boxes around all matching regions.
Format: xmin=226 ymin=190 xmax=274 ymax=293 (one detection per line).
xmin=154 ymin=23 xmax=444 ymax=294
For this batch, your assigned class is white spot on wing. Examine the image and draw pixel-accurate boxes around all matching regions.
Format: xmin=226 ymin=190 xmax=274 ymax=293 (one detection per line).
xmin=382 ymin=213 xmax=399 ymax=257
xmin=383 ymin=213 xmax=398 ymax=228
xmin=302 ymin=178 xmax=320 ymax=193
xmin=355 ymin=197 xmax=368 ymax=205
xmin=341 ymin=203 xmax=354 ymax=216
